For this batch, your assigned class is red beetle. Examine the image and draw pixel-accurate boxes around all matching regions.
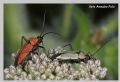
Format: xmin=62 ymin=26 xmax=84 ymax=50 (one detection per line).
xmin=14 ymin=32 xmax=60 ymax=67
xmin=14 ymin=10 xmax=60 ymax=67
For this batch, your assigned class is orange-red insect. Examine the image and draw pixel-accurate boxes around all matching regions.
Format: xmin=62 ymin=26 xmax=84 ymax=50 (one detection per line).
xmin=14 ymin=10 xmax=60 ymax=67
xmin=14 ymin=32 xmax=59 ymax=67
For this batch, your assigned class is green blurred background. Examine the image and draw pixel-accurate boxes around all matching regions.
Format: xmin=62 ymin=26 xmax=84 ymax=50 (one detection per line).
xmin=4 ymin=4 xmax=118 ymax=80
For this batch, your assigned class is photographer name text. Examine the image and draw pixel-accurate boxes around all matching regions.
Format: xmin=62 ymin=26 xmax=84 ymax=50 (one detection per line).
xmin=89 ymin=4 xmax=116 ymax=8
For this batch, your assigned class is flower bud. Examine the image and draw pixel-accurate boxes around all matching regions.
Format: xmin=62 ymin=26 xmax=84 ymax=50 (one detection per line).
xmin=68 ymin=75 xmax=74 ymax=80
xmin=49 ymin=74 xmax=55 ymax=80
xmin=28 ymin=74 xmax=32 ymax=80
xmin=55 ymin=76 xmax=61 ymax=80
xmin=95 ymin=60 xmax=101 ymax=66
xmin=5 ymin=73 xmax=13 ymax=80
xmin=39 ymin=65 xmax=45 ymax=74
xmin=41 ymin=61 xmax=47 ymax=67
xmin=4 ymin=68 xmax=9 ymax=75
xmin=11 ymin=53 xmax=16 ymax=61
xmin=55 ymin=66 xmax=61 ymax=73
xmin=41 ymin=74 xmax=46 ymax=80
xmin=40 ymin=53 xmax=46 ymax=59
xmin=99 ymin=71 xmax=106 ymax=79
xmin=48 ymin=49 xmax=54 ymax=54
xmin=16 ymin=67 xmax=22 ymax=75
xmin=35 ymin=76 xmax=41 ymax=80
xmin=14 ymin=75 xmax=19 ymax=80
xmin=90 ymin=75 xmax=96 ymax=80
xmin=102 ymin=67 xmax=107 ymax=72
xmin=45 ymin=68 xmax=52 ymax=76
xmin=21 ymin=72 xmax=27 ymax=78
xmin=88 ymin=60 xmax=94 ymax=66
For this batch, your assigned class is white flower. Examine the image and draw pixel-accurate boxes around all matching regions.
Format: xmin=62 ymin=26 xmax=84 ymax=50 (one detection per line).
xmin=55 ymin=66 xmax=61 ymax=73
xmin=48 ymin=63 xmax=55 ymax=72
xmin=97 ymin=66 xmax=103 ymax=71
xmin=27 ymin=74 xmax=32 ymax=80
xmin=39 ymin=53 xmax=46 ymax=59
xmin=57 ymin=71 xmax=63 ymax=77
xmin=49 ymin=74 xmax=55 ymax=80
xmin=95 ymin=60 xmax=101 ymax=66
xmin=4 ymin=47 xmax=107 ymax=80
xmin=9 ymin=68 xmax=16 ymax=75
xmin=4 ymin=68 xmax=9 ymax=74
xmin=35 ymin=76 xmax=41 ymax=80
xmin=32 ymin=54 xmax=39 ymax=62
xmin=102 ymin=67 xmax=108 ymax=72
xmin=88 ymin=60 xmax=94 ymax=66
xmin=9 ymin=65 xmax=16 ymax=71
xmin=99 ymin=71 xmax=107 ymax=79
xmin=5 ymin=73 xmax=13 ymax=80
xmin=53 ymin=60 xmax=59 ymax=66
xmin=90 ymin=75 xmax=96 ymax=80
xmin=11 ymin=53 xmax=16 ymax=61
xmin=55 ymin=76 xmax=61 ymax=80
xmin=39 ymin=65 xmax=45 ymax=74
xmin=68 ymin=75 xmax=74 ymax=80
xmin=41 ymin=74 xmax=46 ymax=80
xmin=16 ymin=66 xmax=22 ymax=75
xmin=48 ymin=48 xmax=54 ymax=54
xmin=27 ymin=60 xmax=33 ymax=67
xmin=34 ymin=71 xmax=40 ymax=77
xmin=45 ymin=68 xmax=52 ymax=76
xmin=21 ymin=72 xmax=27 ymax=78
xmin=41 ymin=61 xmax=47 ymax=67
xmin=93 ymin=69 xmax=100 ymax=76
xmin=13 ymin=75 xmax=19 ymax=80
xmin=29 ymin=65 xmax=36 ymax=73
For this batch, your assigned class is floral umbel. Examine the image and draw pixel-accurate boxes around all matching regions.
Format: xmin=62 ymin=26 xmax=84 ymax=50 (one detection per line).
xmin=4 ymin=46 xmax=107 ymax=80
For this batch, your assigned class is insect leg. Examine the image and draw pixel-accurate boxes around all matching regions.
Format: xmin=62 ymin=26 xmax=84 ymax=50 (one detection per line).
xmin=21 ymin=60 xmax=28 ymax=72
xmin=38 ymin=45 xmax=46 ymax=53
xmin=32 ymin=45 xmax=46 ymax=55
xmin=62 ymin=43 xmax=73 ymax=51
xmin=42 ymin=41 xmax=44 ymax=47
xmin=20 ymin=55 xmax=32 ymax=73
xmin=49 ymin=44 xmax=73 ymax=60
xmin=76 ymin=50 xmax=82 ymax=54
xmin=39 ymin=41 xmax=45 ymax=53
xmin=21 ymin=36 xmax=28 ymax=47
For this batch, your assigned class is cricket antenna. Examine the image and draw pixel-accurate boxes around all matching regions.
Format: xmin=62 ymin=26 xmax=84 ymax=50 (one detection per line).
xmin=92 ymin=29 xmax=118 ymax=56
xmin=40 ymin=9 xmax=46 ymax=36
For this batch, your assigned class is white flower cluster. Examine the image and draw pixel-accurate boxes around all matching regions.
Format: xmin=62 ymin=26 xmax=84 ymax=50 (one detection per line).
xmin=4 ymin=46 xmax=107 ymax=80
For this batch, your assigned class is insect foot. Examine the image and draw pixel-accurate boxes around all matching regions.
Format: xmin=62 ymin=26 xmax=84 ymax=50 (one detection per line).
xmin=4 ymin=46 xmax=107 ymax=80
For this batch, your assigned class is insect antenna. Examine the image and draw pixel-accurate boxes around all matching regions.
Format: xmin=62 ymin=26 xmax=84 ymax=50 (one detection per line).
xmin=41 ymin=32 xmax=62 ymax=38
xmin=39 ymin=9 xmax=62 ymax=38
xmin=92 ymin=40 xmax=110 ymax=56
xmin=40 ymin=9 xmax=46 ymax=36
